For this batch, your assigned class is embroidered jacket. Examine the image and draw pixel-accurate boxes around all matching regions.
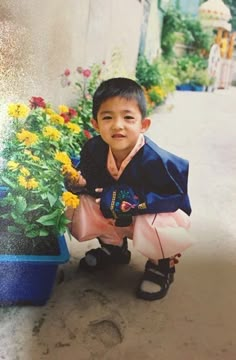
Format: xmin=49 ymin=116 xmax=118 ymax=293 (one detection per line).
xmin=73 ymin=135 xmax=191 ymax=220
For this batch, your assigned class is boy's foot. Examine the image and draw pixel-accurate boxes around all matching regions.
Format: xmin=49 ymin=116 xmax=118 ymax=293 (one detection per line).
xmin=136 ymin=259 xmax=175 ymax=301
xmin=79 ymin=238 xmax=131 ymax=271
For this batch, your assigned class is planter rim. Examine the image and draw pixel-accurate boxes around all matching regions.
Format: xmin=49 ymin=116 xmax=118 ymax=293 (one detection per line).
xmin=0 ymin=234 xmax=70 ymax=264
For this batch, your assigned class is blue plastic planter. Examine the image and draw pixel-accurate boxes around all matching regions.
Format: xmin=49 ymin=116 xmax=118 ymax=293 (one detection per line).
xmin=191 ymin=84 xmax=205 ymax=92
xmin=70 ymin=155 xmax=80 ymax=168
xmin=0 ymin=186 xmax=8 ymax=198
xmin=0 ymin=235 xmax=70 ymax=306
xmin=176 ymin=84 xmax=193 ymax=91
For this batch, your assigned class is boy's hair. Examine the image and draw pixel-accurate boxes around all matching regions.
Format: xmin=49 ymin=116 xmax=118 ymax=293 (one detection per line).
xmin=92 ymin=77 xmax=147 ymax=119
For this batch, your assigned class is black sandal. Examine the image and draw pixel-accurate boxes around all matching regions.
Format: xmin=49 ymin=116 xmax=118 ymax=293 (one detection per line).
xmin=79 ymin=238 xmax=131 ymax=271
xmin=136 ymin=259 xmax=175 ymax=301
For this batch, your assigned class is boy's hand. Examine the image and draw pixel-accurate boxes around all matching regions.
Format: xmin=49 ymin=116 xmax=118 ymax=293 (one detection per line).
xmin=67 ymin=171 xmax=87 ymax=187
xmin=71 ymin=171 xmax=87 ymax=187
xmin=64 ymin=167 xmax=87 ymax=192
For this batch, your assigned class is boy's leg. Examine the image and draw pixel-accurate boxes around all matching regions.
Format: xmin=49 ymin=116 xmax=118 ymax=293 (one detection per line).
xmin=79 ymin=237 xmax=131 ymax=271
xmin=136 ymin=256 xmax=180 ymax=301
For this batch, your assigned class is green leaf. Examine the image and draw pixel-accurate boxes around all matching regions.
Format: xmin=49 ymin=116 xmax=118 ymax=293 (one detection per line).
xmin=39 ymin=229 xmax=49 ymax=236
xmin=1 ymin=176 xmax=16 ymax=189
xmin=11 ymin=213 xmax=27 ymax=225
xmin=25 ymin=229 xmax=40 ymax=238
xmin=47 ymin=193 xmax=58 ymax=207
xmin=15 ymin=196 xmax=27 ymax=214
xmin=0 ymin=213 xmax=9 ymax=219
xmin=60 ymin=217 xmax=71 ymax=226
xmin=8 ymin=225 xmax=20 ymax=234
xmin=25 ymin=204 xmax=44 ymax=212
xmin=36 ymin=209 xmax=60 ymax=226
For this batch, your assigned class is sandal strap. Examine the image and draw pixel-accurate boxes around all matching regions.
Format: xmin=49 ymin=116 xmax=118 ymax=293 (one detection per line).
xmin=146 ymin=259 xmax=175 ymax=274
xmin=136 ymin=267 xmax=174 ymax=301
xmin=85 ymin=247 xmax=112 ymax=265
xmin=142 ymin=270 xmax=169 ymax=288
xmin=80 ymin=244 xmax=131 ymax=271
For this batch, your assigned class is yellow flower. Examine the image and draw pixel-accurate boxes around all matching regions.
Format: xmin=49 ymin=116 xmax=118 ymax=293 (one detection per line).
xmin=45 ymin=107 xmax=55 ymax=115
xmin=27 ymin=178 xmax=38 ymax=189
xmin=62 ymin=164 xmax=80 ymax=182
xmin=18 ymin=175 xmax=38 ymax=189
xmin=66 ymin=123 xmax=81 ymax=133
xmin=50 ymin=113 xmax=64 ymax=125
xmin=31 ymin=154 xmax=40 ymax=161
xmin=20 ymin=167 xmax=30 ymax=176
xmin=43 ymin=126 xmax=61 ymax=141
xmin=7 ymin=161 xmax=20 ymax=170
xmin=8 ymin=103 xmax=30 ymax=118
xmin=17 ymin=129 xmax=38 ymax=146
xmin=55 ymin=151 xmax=71 ymax=165
xmin=149 ymin=86 xmax=166 ymax=98
xmin=62 ymin=191 xmax=80 ymax=208
xmin=18 ymin=175 xmax=28 ymax=188
xmin=24 ymin=150 xmax=40 ymax=162
xmin=58 ymin=105 xmax=69 ymax=113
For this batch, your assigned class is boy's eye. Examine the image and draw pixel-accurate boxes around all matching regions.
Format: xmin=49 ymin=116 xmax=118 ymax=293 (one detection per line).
xmin=124 ymin=115 xmax=134 ymax=121
xmin=102 ymin=116 xmax=112 ymax=120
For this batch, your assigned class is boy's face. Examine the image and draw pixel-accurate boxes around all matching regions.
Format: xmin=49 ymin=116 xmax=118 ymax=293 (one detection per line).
xmin=91 ymin=96 xmax=151 ymax=160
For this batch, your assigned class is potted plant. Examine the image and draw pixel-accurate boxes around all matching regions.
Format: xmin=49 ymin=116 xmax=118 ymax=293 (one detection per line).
xmin=0 ymin=99 xmax=83 ymax=305
xmin=190 ymin=69 xmax=211 ymax=91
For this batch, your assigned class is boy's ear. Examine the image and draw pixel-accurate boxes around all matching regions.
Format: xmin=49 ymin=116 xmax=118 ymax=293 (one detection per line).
xmin=141 ymin=118 xmax=151 ymax=133
xmin=91 ymin=118 xmax=99 ymax=132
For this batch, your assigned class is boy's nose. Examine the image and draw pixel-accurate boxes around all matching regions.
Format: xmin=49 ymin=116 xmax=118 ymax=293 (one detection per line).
xmin=112 ymin=118 xmax=124 ymax=129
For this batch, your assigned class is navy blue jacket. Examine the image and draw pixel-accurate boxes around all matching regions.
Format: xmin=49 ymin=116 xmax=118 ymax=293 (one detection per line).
xmin=76 ymin=135 xmax=191 ymax=217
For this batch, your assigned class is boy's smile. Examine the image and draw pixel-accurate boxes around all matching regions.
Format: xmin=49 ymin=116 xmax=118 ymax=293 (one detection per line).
xmin=91 ymin=96 xmax=150 ymax=165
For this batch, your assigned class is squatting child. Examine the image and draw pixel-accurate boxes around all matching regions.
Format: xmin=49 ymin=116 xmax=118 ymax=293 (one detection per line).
xmin=66 ymin=77 xmax=192 ymax=301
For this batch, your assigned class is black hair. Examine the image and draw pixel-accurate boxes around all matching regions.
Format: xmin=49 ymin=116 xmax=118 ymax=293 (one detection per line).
xmin=92 ymin=77 xmax=147 ymax=119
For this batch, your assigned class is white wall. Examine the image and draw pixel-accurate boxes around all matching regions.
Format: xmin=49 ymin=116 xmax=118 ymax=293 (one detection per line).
xmin=0 ymin=0 xmax=143 ymax=111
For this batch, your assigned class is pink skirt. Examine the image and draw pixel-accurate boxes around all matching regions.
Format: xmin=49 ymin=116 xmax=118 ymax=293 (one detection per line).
xmin=66 ymin=195 xmax=192 ymax=260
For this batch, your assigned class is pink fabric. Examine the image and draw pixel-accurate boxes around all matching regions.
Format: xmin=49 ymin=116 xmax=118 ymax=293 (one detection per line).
xmin=107 ymin=134 xmax=145 ymax=179
xmin=66 ymin=195 xmax=192 ymax=260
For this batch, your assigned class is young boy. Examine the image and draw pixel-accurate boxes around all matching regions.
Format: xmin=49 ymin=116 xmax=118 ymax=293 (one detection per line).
xmin=66 ymin=77 xmax=191 ymax=301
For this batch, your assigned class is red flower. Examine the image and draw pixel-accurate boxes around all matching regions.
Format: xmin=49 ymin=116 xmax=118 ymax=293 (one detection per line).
xmin=82 ymin=69 xmax=91 ymax=78
xmin=83 ymin=129 xmax=93 ymax=139
xmin=60 ymin=113 xmax=71 ymax=123
xmin=64 ymin=68 xmax=70 ymax=76
xmin=68 ymin=108 xmax=77 ymax=118
xmin=29 ymin=96 xmax=46 ymax=109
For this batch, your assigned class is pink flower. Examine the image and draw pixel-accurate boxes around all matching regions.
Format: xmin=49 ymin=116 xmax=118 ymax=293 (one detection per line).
xmin=29 ymin=96 xmax=46 ymax=109
xmin=82 ymin=69 xmax=91 ymax=78
xmin=64 ymin=68 xmax=71 ymax=76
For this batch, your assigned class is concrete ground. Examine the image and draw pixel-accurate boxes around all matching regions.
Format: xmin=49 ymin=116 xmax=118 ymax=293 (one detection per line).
xmin=0 ymin=88 xmax=236 ymax=360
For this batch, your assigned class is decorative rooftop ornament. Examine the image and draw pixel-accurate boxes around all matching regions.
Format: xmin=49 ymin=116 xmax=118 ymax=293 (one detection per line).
xmin=199 ymin=0 xmax=232 ymax=31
